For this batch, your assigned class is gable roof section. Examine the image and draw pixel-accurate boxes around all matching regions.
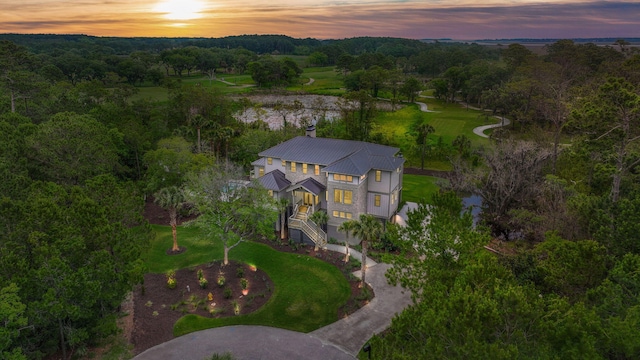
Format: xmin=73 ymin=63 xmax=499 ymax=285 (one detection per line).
xmin=287 ymin=177 xmax=326 ymax=195
xmin=258 ymin=169 xmax=291 ymax=191
xmin=259 ymin=136 xmax=403 ymax=176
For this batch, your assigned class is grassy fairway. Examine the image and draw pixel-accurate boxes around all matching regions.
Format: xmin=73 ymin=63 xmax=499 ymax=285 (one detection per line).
xmin=402 ymin=175 xmax=448 ymax=203
xmin=144 ymin=225 xmax=350 ymax=336
xmin=288 ymin=66 xmax=345 ymax=95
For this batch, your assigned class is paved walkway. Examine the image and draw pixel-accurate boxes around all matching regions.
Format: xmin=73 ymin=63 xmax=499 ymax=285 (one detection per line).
xmin=472 ymin=116 xmax=511 ymax=138
xmin=134 ymin=259 xmax=411 ymax=360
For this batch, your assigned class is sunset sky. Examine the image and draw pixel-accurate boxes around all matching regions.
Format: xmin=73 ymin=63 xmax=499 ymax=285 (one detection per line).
xmin=1 ymin=0 xmax=638 ymax=40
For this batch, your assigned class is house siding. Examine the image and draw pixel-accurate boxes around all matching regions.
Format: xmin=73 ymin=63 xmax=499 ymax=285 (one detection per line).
xmin=367 ymin=193 xmax=391 ymax=218
xmin=367 ymin=169 xmax=392 ymax=193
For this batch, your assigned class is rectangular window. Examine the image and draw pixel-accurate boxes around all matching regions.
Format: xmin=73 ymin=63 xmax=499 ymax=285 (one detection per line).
xmin=268 ymin=190 xmax=274 ymax=197
xmin=334 ymin=189 xmax=352 ymax=204
xmin=333 ymin=174 xmax=353 ymax=182
xmin=303 ymin=163 xmax=308 ymax=174
xmin=259 ymin=168 xmax=264 ymax=177
xmin=267 ymin=157 xmax=273 ymax=165
xmin=344 ymin=190 xmax=352 ymax=205
xmin=333 ymin=211 xmax=352 ymax=219
xmin=291 ymin=162 xmax=296 ymax=172
xmin=374 ymin=194 xmax=381 ymax=207
xmin=315 ymin=165 xmax=320 ymax=176
xmin=375 ymin=170 xmax=381 ymax=182
xmin=282 ymin=160 xmax=286 ymax=167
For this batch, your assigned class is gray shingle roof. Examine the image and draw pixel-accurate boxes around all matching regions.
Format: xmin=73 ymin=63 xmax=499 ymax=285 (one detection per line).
xmin=258 ymin=136 xmax=404 ymax=176
xmin=258 ymin=169 xmax=291 ymax=191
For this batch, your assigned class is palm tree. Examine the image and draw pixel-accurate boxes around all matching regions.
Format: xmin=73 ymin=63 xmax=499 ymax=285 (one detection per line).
xmin=337 ymin=220 xmax=356 ymax=262
xmin=309 ymin=210 xmax=328 ymax=251
xmin=276 ymin=197 xmax=289 ymax=243
xmin=154 ymin=186 xmax=185 ymax=252
xmin=351 ymin=214 xmax=383 ymax=287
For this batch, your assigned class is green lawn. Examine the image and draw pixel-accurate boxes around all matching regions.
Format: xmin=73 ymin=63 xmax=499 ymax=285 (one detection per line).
xmin=288 ymin=66 xmax=345 ymax=95
xmin=402 ymin=175 xmax=447 ymax=204
xmin=144 ymin=225 xmax=350 ymax=336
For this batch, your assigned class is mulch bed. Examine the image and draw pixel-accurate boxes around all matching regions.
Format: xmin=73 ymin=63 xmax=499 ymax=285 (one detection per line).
xmin=130 ymin=199 xmax=374 ymax=355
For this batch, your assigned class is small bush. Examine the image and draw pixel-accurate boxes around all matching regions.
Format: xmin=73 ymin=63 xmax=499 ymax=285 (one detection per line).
xmin=240 ymin=278 xmax=248 ymax=290
xmin=217 ymin=276 xmax=226 ymax=287
xmin=223 ymin=288 xmax=232 ymax=299
xmin=199 ymin=277 xmax=208 ymax=289
xmin=197 ymin=269 xmax=204 ymax=280
xmin=166 ymin=277 xmax=177 ymax=289
xmin=236 ymin=267 xmax=245 ymax=278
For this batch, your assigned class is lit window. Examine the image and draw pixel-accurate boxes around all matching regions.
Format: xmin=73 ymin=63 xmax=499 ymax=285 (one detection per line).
xmin=303 ymin=163 xmax=308 ymax=174
xmin=291 ymin=162 xmax=296 ymax=172
xmin=267 ymin=157 xmax=273 ymax=165
xmin=334 ymin=189 xmax=352 ymax=204
xmin=282 ymin=160 xmax=286 ymax=167
xmin=340 ymin=211 xmax=345 ymax=218
xmin=344 ymin=190 xmax=352 ymax=205
xmin=315 ymin=165 xmax=320 ymax=175
xmin=333 ymin=210 xmax=339 ymax=217
xmin=333 ymin=174 xmax=353 ymax=182
xmin=374 ymin=194 xmax=381 ymax=207
xmin=268 ymin=190 xmax=273 ymax=197
xmin=346 ymin=213 xmax=352 ymax=219
xmin=375 ymin=170 xmax=381 ymax=182
xmin=259 ymin=168 xmax=264 ymax=177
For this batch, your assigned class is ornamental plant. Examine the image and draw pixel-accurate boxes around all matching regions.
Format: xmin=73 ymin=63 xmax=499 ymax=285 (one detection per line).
xmin=217 ymin=275 xmax=226 ymax=287
xmin=197 ymin=269 xmax=204 ymax=280
xmin=240 ymin=278 xmax=248 ymax=290
xmin=166 ymin=269 xmax=177 ymax=289
xmin=199 ymin=277 xmax=208 ymax=289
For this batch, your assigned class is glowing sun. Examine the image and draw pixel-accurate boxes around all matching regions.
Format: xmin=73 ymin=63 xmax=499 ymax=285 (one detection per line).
xmin=154 ymin=0 xmax=206 ymax=20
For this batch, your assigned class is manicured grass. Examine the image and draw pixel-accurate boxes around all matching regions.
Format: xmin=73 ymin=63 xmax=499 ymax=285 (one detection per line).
xmin=402 ymin=175 xmax=448 ymax=204
xmin=143 ymin=225 xmax=350 ymax=336
xmin=288 ymin=66 xmax=345 ymax=95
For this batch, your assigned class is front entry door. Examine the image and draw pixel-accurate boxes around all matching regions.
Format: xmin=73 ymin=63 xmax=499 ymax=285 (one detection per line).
xmin=303 ymin=192 xmax=314 ymax=206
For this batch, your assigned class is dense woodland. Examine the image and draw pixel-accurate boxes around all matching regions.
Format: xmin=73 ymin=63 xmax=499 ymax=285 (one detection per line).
xmin=1 ymin=34 xmax=640 ymax=359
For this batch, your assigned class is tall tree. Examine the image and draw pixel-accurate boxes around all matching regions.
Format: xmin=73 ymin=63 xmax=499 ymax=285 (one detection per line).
xmin=185 ymin=164 xmax=277 ymax=265
xmin=337 ymin=220 xmax=355 ymax=262
xmin=154 ymin=186 xmax=186 ymax=253
xmin=408 ymin=118 xmax=435 ymax=170
xmin=26 ymin=112 xmax=122 ymax=185
xmin=349 ymin=214 xmax=383 ymax=287
xmin=309 ymin=210 xmax=328 ymax=251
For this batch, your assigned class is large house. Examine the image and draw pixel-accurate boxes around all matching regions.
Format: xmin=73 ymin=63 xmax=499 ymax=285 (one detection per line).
xmin=251 ymin=126 xmax=405 ymax=246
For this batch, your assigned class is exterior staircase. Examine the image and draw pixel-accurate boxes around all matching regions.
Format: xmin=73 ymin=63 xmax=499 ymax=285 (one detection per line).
xmin=288 ymin=205 xmax=327 ymax=248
